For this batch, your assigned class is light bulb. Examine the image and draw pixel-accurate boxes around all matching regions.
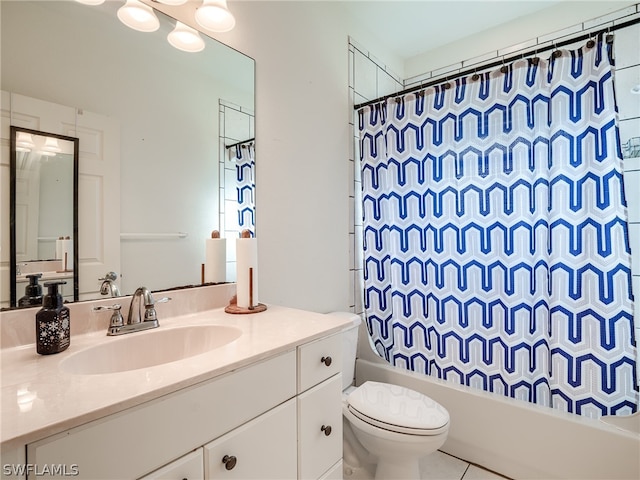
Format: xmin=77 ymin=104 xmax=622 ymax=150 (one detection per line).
xmin=195 ymin=0 xmax=236 ymax=33
xmin=42 ymin=137 xmax=62 ymax=156
xmin=16 ymin=132 xmax=35 ymax=152
xmin=117 ymin=0 xmax=160 ymax=33
xmin=168 ymin=22 xmax=205 ymax=53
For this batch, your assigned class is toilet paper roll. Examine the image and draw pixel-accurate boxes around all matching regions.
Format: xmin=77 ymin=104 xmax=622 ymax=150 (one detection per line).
xmin=55 ymin=237 xmax=64 ymax=261
xmin=205 ymin=238 xmax=226 ymax=283
xmin=236 ymin=237 xmax=258 ymax=309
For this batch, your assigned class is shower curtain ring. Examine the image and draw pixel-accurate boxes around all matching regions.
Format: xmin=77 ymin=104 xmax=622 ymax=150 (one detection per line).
xmin=500 ymin=55 xmax=508 ymax=74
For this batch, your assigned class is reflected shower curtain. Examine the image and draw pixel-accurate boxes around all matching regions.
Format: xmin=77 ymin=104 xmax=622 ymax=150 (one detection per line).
xmin=232 ymin=142 xmax=256 ymax=236
xmin=359 ymin=38 xmax=638 ymax=417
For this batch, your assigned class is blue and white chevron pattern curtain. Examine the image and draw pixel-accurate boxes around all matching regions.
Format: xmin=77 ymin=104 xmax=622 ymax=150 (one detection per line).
xmin=233 ymin=143 xmax=256 ymax=236
xmin=359 ymin=38 xmax=638 ymax=417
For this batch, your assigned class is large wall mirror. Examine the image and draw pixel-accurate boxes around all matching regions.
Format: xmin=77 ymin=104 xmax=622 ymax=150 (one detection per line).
xmin=0 ymin=1 xmax=255 ymax=308
xmin=9 ymin=127 xmax=79 ymax=307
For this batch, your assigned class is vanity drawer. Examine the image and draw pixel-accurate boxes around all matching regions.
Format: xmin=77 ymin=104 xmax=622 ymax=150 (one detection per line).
xmin=297 ymin=374 xmax=343 ymax=480
xmin=297 ymin=333 xmax=342 ymax=393
xmin=27 ymin=350 xmax=296 ymax=480
xmin=204 ymin=399 xmax=297 ymax=479
xmin=138 ymin=448 xmax=204 ymax=480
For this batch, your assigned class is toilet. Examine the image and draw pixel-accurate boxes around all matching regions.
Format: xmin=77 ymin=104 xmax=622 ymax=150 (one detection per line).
xmin=332 ymin=312 xmax=450 ymax=480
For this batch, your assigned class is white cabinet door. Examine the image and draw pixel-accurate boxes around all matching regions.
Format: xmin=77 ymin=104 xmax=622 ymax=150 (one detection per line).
xmin=298 ymin=374 xmax=343 ymax=480
xmin=139 ymin=448 xmax=203 ymax=480
xmin=204 ymin=399 xmax=297 ymax=480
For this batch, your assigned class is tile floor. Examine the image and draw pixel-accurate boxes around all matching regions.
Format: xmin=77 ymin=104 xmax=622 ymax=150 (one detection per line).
xmin=343 ymin=450 xmax=510 ymax=480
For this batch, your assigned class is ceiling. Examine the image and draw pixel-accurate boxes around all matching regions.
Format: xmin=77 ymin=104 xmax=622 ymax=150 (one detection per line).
xmin=341 ymin=0 xmax=563 ymax=60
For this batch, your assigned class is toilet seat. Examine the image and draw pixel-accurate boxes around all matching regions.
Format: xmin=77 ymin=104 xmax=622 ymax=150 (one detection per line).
xmin=346 ymin=381 xmax=449 ymax=436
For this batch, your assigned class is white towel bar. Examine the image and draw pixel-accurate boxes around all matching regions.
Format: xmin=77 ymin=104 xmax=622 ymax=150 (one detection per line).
xmin=120 ymin=232 xmax=188 ymax=240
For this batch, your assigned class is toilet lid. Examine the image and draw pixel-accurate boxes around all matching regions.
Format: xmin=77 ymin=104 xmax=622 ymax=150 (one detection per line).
xmin=347 ymin=381 xmax=449 ymax=435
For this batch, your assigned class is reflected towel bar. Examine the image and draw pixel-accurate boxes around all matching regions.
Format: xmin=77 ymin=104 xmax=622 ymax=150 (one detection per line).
xmin=120 ymin=232 xmax=188 ymax=240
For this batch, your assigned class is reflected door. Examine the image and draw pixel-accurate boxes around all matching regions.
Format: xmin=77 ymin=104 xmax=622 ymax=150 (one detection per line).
xmin=76 ymin=109 xmax=121 ymax=300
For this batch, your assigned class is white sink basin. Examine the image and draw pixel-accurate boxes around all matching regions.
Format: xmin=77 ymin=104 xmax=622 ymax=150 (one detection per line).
xmin=60 ymin=325 xmax=242 ymax=375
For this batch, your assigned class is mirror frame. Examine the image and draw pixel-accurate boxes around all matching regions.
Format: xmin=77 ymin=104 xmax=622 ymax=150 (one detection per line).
xmin=10 ymin=126 xmax=79 ymax=307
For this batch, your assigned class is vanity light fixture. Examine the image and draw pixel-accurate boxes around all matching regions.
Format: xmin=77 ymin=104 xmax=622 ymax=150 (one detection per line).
xmin=75 ymin=0 xmax=235 ymax=50
xmin=168 ymin=21 xmax=205 ymax=53
xmin=117 ymin=0 xmax=160 ymax=33
xmin=41 ymin=137 xmax=62 ymax=157
xmin=195 ymin=0 xmax=236 ymax=33
xmin=15 ymin=132 xmax=35 ymax=152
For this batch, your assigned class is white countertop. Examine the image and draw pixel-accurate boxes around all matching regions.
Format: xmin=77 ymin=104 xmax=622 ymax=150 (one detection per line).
xmin=1 ymin=303 xmax=355 ymax=447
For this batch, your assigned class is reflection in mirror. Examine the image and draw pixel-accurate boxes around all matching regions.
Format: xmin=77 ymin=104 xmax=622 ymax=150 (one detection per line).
xmin=219 ymin=101 xmax=255 ymax=278
xmin=0 ymin=0 xmax=255 ymax=307
xmin=10 ymin=127 xmax=79 ymax=308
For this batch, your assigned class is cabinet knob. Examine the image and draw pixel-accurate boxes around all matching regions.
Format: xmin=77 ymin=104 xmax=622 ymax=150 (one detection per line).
xmin=222 ymin=455 xmax=237 ymax=470
xmin=321 ymin=356 xmax=332 ymax=367
xmin=321 ymin=425 xmax=332 ymax=436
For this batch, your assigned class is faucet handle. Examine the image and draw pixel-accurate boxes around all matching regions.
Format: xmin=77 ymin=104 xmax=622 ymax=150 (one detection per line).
xmin=143 ymin=297 xmax=171 ymax=322
xmin=98 ymin=271 xmax=119 ymax=282
xmin=93 ymin=304 xmax=124 ymax=335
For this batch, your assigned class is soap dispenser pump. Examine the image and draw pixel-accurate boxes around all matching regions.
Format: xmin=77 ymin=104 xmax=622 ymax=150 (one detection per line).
xmin=18 ymin=273 xmax=44 ymax=307
xmin=36 ymin=281 xmax=70 ymax=355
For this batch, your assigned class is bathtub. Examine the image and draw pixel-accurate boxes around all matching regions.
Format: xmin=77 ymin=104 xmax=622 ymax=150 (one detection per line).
xmin=354 ymin=322 xmax=640 ymax=480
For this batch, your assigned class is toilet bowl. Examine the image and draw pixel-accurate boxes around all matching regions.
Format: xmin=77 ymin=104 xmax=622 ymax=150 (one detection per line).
xmin=329 ymin=312 xmax=450 ymax=480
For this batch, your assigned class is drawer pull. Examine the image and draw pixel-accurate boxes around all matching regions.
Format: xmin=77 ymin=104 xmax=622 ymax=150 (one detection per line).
xmin=222 ymin=455 xmax=237 ymax=470
xmin=321 ymin=356 xmax=332 ymax=367
xmin=321 ymin=425 xmax=332 ymax=436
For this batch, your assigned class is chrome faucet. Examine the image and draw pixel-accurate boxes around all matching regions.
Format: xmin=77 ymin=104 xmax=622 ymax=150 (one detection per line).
xmin=93 ymin=286 xmax=170 ymax=336
xmin=99 ymin=271 xmax=121 ymax=297
xmin=129 ymin=286 xmax=157 ymax=324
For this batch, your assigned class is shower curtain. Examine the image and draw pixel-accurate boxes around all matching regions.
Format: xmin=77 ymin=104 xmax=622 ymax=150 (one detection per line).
xmin=359 ymin=38 xmax=638 ymax=417
xmin=232 ymin=142 xmax=256 ymax=235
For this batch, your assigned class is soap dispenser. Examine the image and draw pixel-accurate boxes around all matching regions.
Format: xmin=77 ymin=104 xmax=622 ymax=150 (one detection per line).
xmin=18 ymin=273 xmax=44 ymax=307
xmin=36 ymin=281 xmax=70 ymax=355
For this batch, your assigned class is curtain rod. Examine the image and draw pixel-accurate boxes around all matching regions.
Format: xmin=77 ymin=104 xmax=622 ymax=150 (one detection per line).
xmin=354 ymin=16 xmax=640 ymax=111
xmin=225 ymin=138 xmax=255 ymax=149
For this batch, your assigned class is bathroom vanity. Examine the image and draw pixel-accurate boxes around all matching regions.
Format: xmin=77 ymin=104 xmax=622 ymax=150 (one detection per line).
xmin=0 ymin=285 xmax=353 ymax=479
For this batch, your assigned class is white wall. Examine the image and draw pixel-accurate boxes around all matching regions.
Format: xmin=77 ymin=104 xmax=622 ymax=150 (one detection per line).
xmin=198 ymin=1 xmax=372 ymax=313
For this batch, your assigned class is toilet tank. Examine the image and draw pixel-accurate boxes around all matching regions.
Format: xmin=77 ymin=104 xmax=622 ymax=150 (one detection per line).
xmin=327 ymin=312 xmax=361 ymax=391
